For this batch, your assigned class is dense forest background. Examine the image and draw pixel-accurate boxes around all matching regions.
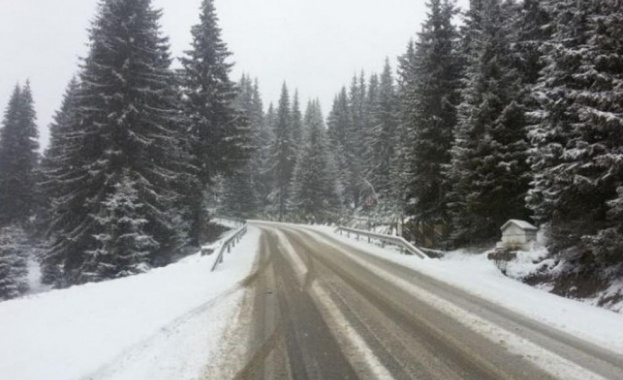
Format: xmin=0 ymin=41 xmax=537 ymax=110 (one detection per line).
xmin=0 ymin=0 xmax=622 ymax=300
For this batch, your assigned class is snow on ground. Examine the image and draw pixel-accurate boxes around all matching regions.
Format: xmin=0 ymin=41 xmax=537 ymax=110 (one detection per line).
xmin=212 ymin=217 xmax=245 ymax=230
xmin=504 ymin=247 xmax=551 ymax=280
xmin=0 ymin=226 xmax=261 ymax=380
xmin=303 ymin=225 xmax=623 ymax=355
xmin=26 ymin=256 xmax=52 ymax=295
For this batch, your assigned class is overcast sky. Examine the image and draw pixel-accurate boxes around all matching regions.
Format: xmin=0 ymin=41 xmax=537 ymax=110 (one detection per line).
xmin=0 ymin=0 xmax=469 ymax=149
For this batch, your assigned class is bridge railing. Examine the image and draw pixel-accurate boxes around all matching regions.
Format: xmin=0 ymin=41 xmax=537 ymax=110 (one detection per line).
xmin=334 ymin=226 xmax=430 ymax=259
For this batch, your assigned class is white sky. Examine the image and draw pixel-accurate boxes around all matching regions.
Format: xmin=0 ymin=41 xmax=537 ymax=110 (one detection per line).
xmin=0 ymin=0 xmax=469 ymax=149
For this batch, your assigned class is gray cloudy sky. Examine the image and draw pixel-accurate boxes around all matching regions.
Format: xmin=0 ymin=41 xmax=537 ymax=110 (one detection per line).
xmin=0 ymin=0 xmax=469 ymax=149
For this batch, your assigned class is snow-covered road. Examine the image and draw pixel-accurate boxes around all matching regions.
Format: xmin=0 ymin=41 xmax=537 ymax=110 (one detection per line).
xmin=233 ymin=222 xmax=623 ymax=380
xmin=1 ymin=222 xmax=623 ymax=379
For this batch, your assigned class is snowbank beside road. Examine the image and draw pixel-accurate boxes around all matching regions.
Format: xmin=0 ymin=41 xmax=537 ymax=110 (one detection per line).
xmin=303 ymin=225 xmax=623 ymax=355
xmin=0 ymin=227 xmax=260 ymax=380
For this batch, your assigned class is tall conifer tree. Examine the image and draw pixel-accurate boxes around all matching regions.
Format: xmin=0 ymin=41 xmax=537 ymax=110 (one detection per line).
xmin=369 ymin=60 xmax=399 ymax=203
xmin=401 ymin=0 xmax=462 ymax=226
xmin=268 ymin=84 xmax=296 ymax=220
xmin=180 ymin=0 xmax=250 ymax=240
xmin=291 ymin=91 xmax=303 ymax=148
xmin=529 ymin=0 xmax=623 ymax=268
xmin=291 ymin=101 xmax=342 ymax=222
xmin=447 ymin=0 xmax=530 ymax=244
xmin=0 ymin=83 xmax=39 ymax=227
xmin=220 ymin=75 xmax=265 ymax=216
xmin=327 ymin=88 xmax=353 ymax=208
xmin=43 ymin=0 xmax=187 ymax=285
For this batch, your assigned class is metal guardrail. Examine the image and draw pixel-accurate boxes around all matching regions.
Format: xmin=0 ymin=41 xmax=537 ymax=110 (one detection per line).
xmin=207 ymin=222 xmax=249 ymax=272
xmin=334 ymin=226 xmax=430 ymax=259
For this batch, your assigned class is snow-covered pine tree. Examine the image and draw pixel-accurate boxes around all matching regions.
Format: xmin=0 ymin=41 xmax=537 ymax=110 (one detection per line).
xmin=38 ymin=78 xmax=85 ymax=285
xmin=83 ymin=171 xmax=158 ymax=281
xmin=219 ymin=75 xmax=262 ymax=217
xmin=368 ymin=60 xmax=399 ymax=206
xmin=347 ymin=74 xmax=367 ymax=209
xmin=0 ymin=82 xmax=39 ymax=227
xmin=0 ymin=225 xmax=28 ymax=301
xmin=250 ymin=80 xmax=271 ymax=212
xmin=529 ymin=0 xmax=623 ymax=268
xmin=291 ymin=91 xmax=304 ymax=148
xmin=180 ymin=0 xmax=250 ymax=240
xmin=511 ymin=0 xmax=553 ymax=174
xmin=401 ymin=0 xmax=461 ymax=227
xmin=44 ymin=0 xmax=188 ymax=286
xmin=363 ymin=72 xmax=380 ymax=182
xmin=394 ymin=41 xmax=420 ymax=213
xmin=291 ymin=101 xmax=342 ymax=222
xmin=40 ymin=79 xmax=80 ymax=172
xmin=514 ymin=0 xmax=552 ymax=88
xmin=327 ymin=88 xmax=353 ymax=208
xmin=268 ymin=84 xmax=296 ymax=220
xmin=447 ymin=0 xmax=531 ymax=245
xmin=255 ymin=102 xmax=276 ymax=214
xmin=38 ymin=79 xmax=80 ymax=227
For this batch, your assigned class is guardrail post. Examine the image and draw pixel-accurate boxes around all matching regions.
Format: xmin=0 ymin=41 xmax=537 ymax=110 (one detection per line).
xmin=228 ymin=244 xmax=231 ymax=253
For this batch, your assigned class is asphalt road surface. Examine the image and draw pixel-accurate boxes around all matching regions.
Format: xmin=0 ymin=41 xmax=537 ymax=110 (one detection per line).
xmin=221 ymin=223 xmax=623 ymax=380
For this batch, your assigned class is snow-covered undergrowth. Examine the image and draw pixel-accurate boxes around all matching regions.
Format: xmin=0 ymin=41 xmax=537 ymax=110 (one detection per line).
xmin=0 ymin=227 xmax=260 ymax=380
xmin=307 ymin=226 xmax=623 ymax=354
xmin=504 ymin=249 xmax=623 ymax=314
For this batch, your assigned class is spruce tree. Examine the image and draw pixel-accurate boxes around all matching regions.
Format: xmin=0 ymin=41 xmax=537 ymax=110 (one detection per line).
xmin=447 ymin=0 xmax=531 ymax=245
xmin=369 ymin=60 xmax=399 ymax=205
xmin=220 ymin=75 xmax=263 ymax=217
xmin=250 ymin=80 xmax=271 ymax=212
xmin=327 ymin=88 xmax=353 ymax=208
xmin=327 ymin=75 xmax=367 ymax=211
xmin=0 ymin=226 xmax=28 ymax=301
xmin=394 ymin=41 xmax=420 ymax=213
xmin=347 ymin=74 xmax=367 ymax=209
xmin=291 ymin=101 xmax=342 ymax=222
xmin=529 ymin=0 xmax=623 ymax=268
xmin=85 ymin=171 xmax=158 ymax=281
xmin=44 ymin=0 xmax=188 ymax=285
xmin=0 ymin=82 xmax=39 ymax=227
xmin=514 ymin=0 xmax=552 ymax=87
xmin=38 ymin=79 xmax=84 ymax=285
xmin=363 ymin=73 xmax=380 ymax=184
xmin=180 ymin=0 xmax=250 ymax=240
xmin=402 ymin=0 xmax=462 ymax=226
xmin=268 ymin=84 xmax=296 ymax=220
xmin=38 ymin=79 xmax=80 ymax=235
xmin=255 ymin=102 xmax=275 ymax=213
xmin=291 ymin=91 xmax=304 ymax=148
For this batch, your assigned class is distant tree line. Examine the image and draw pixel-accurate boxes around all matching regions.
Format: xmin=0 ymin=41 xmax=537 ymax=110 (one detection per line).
xmin=217 ymin=79 xmax=343 ymax=224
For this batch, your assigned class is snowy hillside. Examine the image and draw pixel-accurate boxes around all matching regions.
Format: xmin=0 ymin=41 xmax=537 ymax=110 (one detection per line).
xmin=0 ymin=227 xmax=260 ymax=380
